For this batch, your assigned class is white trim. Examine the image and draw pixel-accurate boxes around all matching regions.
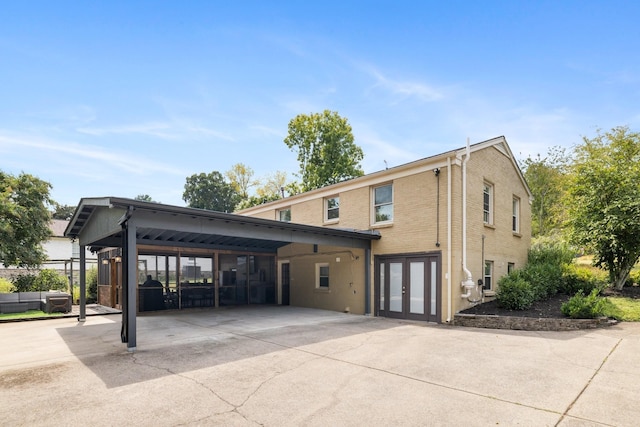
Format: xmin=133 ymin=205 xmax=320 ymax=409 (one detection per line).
xmin=315 ymin=262 xmax=330 ymax=289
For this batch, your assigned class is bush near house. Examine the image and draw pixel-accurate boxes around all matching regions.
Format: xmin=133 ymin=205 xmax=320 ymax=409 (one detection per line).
xmin=561 ymin=289 xmax=611 ymax=319
xmin=496 ymin=241 xmax=610 ymax=314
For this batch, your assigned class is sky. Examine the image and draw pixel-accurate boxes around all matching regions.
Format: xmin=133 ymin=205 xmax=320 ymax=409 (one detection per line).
xmin=1 ymin=1 xmax=639 ymax=207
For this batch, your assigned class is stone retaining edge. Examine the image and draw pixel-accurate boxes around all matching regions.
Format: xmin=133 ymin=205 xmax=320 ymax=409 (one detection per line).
xmin=453 ymin=313 xmax=618 ymax=331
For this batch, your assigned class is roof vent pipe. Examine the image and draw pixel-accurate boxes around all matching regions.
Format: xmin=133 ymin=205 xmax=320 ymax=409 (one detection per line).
xmin=461 ymin=138 xmax=475 ymax=298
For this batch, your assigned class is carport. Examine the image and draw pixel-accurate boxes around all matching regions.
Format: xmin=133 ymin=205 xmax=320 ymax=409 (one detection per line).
xmin=64 ymin=197 xmax=380 ymax=351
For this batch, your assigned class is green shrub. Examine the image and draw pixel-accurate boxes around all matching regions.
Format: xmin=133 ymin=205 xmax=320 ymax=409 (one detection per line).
xmin=12 ymin=273 xmax=38 ymax=292
xmin=561 ymin=289 xmax=609 ymax=319
xmin=561 ymin=264 xmax=607 ymax=295
xmin=523 ymin=263 xmax=564 ymax=300
xmin=629 ymin=269 xmax=640 ymax=286
xmin=0 ymin=277 xmax=16 ymax=293
xmin=527 ymin=240 xmax=574 ymax=267
xmin=86 ymin=267 xmax=98 ymax=303
xmin=36 ymin=269 xmax=69 ymax=291
xmin=496 ymin=272 xmax=535 ymax=310
xmin=12 ymin=270 xmax=69 ymax=292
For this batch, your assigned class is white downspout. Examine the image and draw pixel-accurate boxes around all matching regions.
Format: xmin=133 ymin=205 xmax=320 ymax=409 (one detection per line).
xmin=446 ymin=156 xmax=452 ymax=322
xmin=461 ymin=138 xmax=475 ymax=298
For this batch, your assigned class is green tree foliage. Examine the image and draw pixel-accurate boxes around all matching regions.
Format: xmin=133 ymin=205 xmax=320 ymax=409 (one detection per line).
xmin=12 ymin=269 xmax=68 ymax=292
xmin=520 ymin=146 xmax=569 ymax=236
xmin=183 ymin=171 xmax=239 ymax=212
xmin=284 ymin=110 xmax=364 ymax=192
xmin=566 ymin=126 xmax=640 ymax=290
xmin=51 ymin=203 xmax=76 ymax=220
xmin=0 ymin=171 xmax=53 ymax=268
xmin=135 ymin=194 xmax=158 ymax=203
xmin=225 ymin=163 xmax=255 ymax=200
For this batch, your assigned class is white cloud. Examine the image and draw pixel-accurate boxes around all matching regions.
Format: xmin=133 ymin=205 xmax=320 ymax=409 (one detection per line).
xmin=77 ymin=120 xmax=234 ymax=141
xmin=0 ymin=132 xmax=186 ymax=176
xmin=360 ymin=64 xmax=444 ymax=103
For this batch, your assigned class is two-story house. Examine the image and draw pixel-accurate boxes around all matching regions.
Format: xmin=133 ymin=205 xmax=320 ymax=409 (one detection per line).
xmin=238 ymin=136 xmax=532 ymax=323
xmin=65 ymin=136 xmax=530 ymax=349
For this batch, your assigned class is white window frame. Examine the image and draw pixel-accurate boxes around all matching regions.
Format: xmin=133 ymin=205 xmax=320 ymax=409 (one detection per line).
xmin=512 ymin=196 xmax=520 ymax=233
xmin=483 ymin=182 xmax=494 ymax=225
xmin=373 ymin=183 xmax=394 ymax=224
xmin=484 ymin=260 xmax=493 ymax=291
xmin=315 ymin=263 xmax=330 ymax=289
xmin=325 ymin=196 xmax=340 ymax=222
xmin=278 ymin=208 xmax=291 ymax=222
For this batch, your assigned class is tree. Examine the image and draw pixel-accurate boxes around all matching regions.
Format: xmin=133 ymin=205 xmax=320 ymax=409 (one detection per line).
xmin=566 ymin=126 xmax=640 ymax=290
xmin=520 ymin=147 xmax=570 ymax=236
xmin=284 ymin=110 xmax=364 ymax=192
xmin=225 ymin=163 xmax=255 ymax=200
xmin=135 ymin=194 xmax=158 ymax=203
xmin=51 ymin=203 xmax=76 ymax=220
xmin=183 ymin=171 xmax=239 ymax=212
xmin=0 ymin=171 xmax=53 ymax=268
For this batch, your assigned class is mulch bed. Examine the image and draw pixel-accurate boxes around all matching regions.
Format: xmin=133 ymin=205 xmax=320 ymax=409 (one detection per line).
xmin=459 ymin=285 xmax=640 ymax=319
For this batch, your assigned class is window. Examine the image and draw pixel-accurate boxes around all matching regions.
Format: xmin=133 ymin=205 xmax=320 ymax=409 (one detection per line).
xmin=278 ymin=208 xmax=291 ymax=222
xmin=483 ymin=183 xmax=493 ymax=224
xmin=507 ymin=262 xmax=515 ymax=274
xmin=325 ymin=196 xmax=339 ymax=221
xmin=374 ymin=184 xmax=393 ymax=223
xmin=316 ymin=263 xmax=329 ymax=288
xmin=484 ymin=261 xmax=493 ymax=290
xmin=512 ymin=196 xmax=520 ymax=233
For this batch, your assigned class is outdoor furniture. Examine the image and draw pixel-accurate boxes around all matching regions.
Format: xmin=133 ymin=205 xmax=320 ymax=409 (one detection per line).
xmin=0 ymin=291 xmax=72 ymax=314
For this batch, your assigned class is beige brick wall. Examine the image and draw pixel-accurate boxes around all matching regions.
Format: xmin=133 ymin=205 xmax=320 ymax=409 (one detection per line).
xmin=243 ymin=141 xmax=531 ymax=322
xmin=278 ymin=243 xmax=366 ymax=314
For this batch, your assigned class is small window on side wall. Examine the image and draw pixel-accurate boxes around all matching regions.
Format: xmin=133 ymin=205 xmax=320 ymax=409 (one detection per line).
xmin=325 ymin=196 xmax=339 ymax=221
xmin=507 ymin=262 xmax=515 ymax=274
xmin=316 ymin=263 xmax=329 ymax=289
xmin=374 ymin=184 xmax=393 ymax=223
xmin=278 ymin=208 xmax=291 ymax=222
xmin=484 ymin=260 xmax=493 ymax=290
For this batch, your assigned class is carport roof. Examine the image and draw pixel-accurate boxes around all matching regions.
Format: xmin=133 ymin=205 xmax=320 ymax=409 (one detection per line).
xmin=64 ymin=197 xmax=381 ymax=253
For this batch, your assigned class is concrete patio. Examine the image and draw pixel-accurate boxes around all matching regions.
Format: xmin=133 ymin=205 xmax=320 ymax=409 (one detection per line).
xmin=1 ymin=306 xmax=639 ymax=426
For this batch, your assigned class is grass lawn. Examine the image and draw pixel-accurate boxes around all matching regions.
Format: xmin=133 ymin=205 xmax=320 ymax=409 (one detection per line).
xmin=0 ymin=310 xmax=67 ymax=321
xmin=604 ymin=297 xmax=640 ymax=322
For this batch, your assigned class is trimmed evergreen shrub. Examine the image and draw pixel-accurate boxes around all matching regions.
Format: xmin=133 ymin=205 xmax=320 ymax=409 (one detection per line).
xmin=522 ymin=263 xmax=564 ymax=300
xmin=561 ymin=289 xmax=609 ymax=319
xmin=496 ymin=272 xmax=535 ymax=310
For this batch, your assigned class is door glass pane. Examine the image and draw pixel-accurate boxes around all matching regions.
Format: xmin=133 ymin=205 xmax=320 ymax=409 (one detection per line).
xmin=431 ymin=260 xmax=437 ymax=314
xmin=410 ymin=262 xmax=424 ymax=314
xmin=389 ymin=262 xmax=403 ymax=312
xmin=379 ymin=263 xmax=385 ymax=309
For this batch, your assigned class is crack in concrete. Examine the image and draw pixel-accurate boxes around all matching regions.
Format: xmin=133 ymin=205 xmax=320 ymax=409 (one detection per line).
xmin=554 ymin=338 xmax=622 ymax=427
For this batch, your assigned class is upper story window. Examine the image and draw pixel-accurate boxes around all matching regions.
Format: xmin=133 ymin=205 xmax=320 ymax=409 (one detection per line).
xmin=374 ymin=184 xmax=393 ymax=223
xmin=278 ymin=208 xmax=291 ymax=222
xmin=483 ymin=182 xmax=494 ymax=225
xmin=325 ymin=196 xmax=339 ymax=222
xmin=512 ymin=196 xmax=520 ymax=233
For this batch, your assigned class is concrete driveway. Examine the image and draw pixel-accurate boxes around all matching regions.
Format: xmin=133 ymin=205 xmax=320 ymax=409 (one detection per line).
xmin=1 ymin=306 xmax=639 ymax=426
